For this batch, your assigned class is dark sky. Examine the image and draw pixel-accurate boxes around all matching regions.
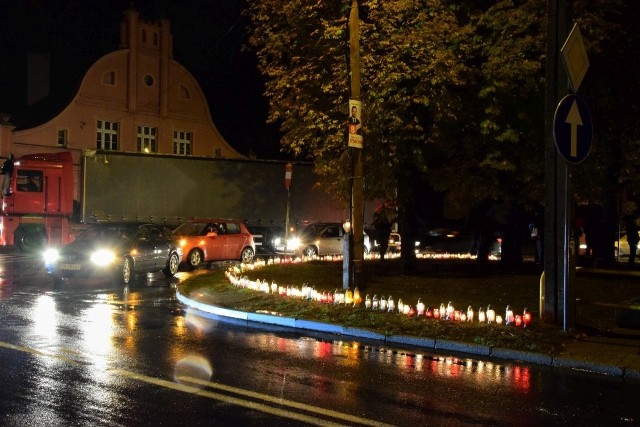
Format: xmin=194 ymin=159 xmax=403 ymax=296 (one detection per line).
xmin=0 ymin=0 xmax=284 ymax=159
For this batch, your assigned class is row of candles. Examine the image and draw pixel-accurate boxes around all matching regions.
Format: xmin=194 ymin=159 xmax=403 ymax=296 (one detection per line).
xmin=240 ymin=250 xmax=493 ymax=268
xmin=225 ymin=269 xmax=532 ymax=327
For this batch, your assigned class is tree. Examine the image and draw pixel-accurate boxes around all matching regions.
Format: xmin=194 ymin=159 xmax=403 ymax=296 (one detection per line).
xmin=244 ymin=0 xmax=640 ymax=268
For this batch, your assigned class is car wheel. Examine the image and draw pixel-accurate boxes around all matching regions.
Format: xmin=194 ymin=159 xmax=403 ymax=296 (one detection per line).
xmin=15 ymin=228 xmax=46 ymax=252
xmin=303 ymin=246 xmax=318 ymax=257
xmin=118 ymin=256 xmax=134 ymax=285
xmin=240 ymin=247 xmax=254 ymax=263
xmin=164 ymin=252 xmax=180 ymax=277
xmin=188 ymin=249 xmax=203 ymax=269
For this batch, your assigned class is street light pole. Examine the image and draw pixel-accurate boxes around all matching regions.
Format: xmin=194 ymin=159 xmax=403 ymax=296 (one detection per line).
xmin=349 ymin=0 xmax=365 ymax=290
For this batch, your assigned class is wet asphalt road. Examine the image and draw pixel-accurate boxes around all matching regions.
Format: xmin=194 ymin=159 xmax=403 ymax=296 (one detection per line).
xmin=0 ymin=252 xmax=638 ymax=426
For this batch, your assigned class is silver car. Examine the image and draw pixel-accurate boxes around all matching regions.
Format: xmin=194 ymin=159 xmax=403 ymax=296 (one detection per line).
xmin=276 ymin=222 xmax=370 ymax=257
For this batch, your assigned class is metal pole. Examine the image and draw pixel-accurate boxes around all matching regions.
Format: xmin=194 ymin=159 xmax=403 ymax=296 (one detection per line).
xmin=543 ymin=0 xmax=569 ymax=325
xmin=349 ymin=0 xmax=365 ymax=289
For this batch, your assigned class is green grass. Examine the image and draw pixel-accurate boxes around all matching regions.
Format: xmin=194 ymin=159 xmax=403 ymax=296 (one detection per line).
xmin=178 ymin=258 xmax=640 ymax=355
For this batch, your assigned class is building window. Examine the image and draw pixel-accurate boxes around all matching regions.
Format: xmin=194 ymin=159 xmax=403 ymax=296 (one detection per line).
xmin=144 ymin=75 xmax=154 ymax=87
xmin=173 ymin=130 xmax=192 ymax=156
xmin=214 ymin=148 xmax=222 ymax=158
xmin=96 ymin=120 xmax=119 ymax=150
xmin=141 ymin=29 xmax=147 ymax=43
xmin=57 ymin=129 xmax=67 ymax=147
xmin=137 ymin=125 xmax=157 ymax=153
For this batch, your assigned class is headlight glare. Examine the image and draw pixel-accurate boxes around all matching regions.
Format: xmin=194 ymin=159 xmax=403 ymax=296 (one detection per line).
xmin=43 ymin=248 xmax=60 ymax=264
xmin=91 ymin=249 xmax=116 ymax=266
xmin=287 ymin=238 xmax=301 ymax=250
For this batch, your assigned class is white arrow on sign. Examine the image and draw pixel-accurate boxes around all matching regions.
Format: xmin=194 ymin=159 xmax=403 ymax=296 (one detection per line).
xmin=565 ymin=100 xmax=583 ymax=157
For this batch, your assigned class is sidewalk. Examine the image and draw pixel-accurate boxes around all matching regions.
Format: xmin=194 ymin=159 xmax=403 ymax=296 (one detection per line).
xmin=176 ymin=279 xmax=640 ymax=382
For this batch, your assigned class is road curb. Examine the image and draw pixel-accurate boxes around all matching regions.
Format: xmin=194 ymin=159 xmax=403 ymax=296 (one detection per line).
xmin=552 ymin=356 xmax=625 ymax=377
xmin=386 ymin=335 xmax=436 ymax=349
xmin=176 ymin=290 xmax=637 ymax=380
xmin=491 ymin=347 xmax=553 ymax=365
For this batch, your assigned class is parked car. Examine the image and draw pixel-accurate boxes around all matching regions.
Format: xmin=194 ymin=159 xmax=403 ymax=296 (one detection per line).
xmin=172 ymin=218 xmax=255 ymax=268
xmin=615 ymin=232 xmax=640 ymax=260
xmin=276 ymin=222 xmax=370 ymax=257
xmin=369 ymin=231 xmax=420 ymax=254
xmin=245 ymin=225 xmax=285 ymax=255
xmin=422 ymin=228 xmax=501 ymax=257
xmin=43 ymin=222 xmax=182 ymax=285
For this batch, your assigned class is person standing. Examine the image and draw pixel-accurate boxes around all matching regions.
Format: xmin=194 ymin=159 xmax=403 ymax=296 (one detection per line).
xmin=373 ymin=201 xmax=396 ymax=262
xmin=1 ymin=153 xmax=14 ymax=196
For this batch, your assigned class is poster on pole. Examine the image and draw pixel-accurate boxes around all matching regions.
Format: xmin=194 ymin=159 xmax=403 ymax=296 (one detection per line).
xmin=347 ymin=99 xmax=363 ymax=149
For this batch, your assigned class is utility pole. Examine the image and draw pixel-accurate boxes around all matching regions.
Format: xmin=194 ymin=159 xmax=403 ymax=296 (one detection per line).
xmin=544 ymin=0 xmax=571 ymax=327
xmin=348 ymin=0 xmax=365 ymax=290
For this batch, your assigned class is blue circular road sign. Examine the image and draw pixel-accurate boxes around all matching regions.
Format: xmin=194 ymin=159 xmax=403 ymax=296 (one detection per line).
xmin=553 ymin=94 xmax=593 ymax=164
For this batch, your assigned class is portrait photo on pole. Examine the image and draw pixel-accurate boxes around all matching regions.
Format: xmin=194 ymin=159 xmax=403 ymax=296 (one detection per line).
xmin=348 ymin=99 xmax=363 ymax=149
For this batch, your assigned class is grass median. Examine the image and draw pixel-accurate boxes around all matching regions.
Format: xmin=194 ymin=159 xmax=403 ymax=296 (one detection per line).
xmin=178 ymin=257 xmax=640 ymax=355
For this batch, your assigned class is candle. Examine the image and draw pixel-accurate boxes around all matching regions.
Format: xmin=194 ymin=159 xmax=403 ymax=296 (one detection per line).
xmin=486 ymin=305 xmax=495 ymax=323
xmin=505 ymin=305 xmax=514 ymax=325
xmin=523 ymin=308 xmax=532 ymax=327
xmin=416 ymin=299 xmax=425 ymax=316
xmin=515 ymin=314 xmax=523 ymax=327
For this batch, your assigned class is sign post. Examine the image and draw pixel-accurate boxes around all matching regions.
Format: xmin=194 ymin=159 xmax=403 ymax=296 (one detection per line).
xmin=545 ymin=22 xmax=590 ymax=332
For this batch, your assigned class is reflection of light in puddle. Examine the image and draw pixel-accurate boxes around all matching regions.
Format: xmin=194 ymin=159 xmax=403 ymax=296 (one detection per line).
xmin=32 ymin=294 xmax=58 ymax=340
xmin=174 ymin=354 xmax=213 ymax=388
xmin=184 ymin=308 xmax=216 ymax=333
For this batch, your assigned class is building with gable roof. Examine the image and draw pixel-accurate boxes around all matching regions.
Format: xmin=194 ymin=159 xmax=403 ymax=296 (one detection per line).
xmin=0 ymin=8 xmax=245 ymax=199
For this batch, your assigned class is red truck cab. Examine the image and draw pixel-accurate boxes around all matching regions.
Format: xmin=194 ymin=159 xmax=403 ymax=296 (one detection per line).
xmin=0 ymin=152 xmax=75 ymax=251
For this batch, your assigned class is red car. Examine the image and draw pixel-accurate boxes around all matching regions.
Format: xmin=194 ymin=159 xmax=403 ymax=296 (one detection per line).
xmin=172 ymin=219 xmax=255 ymax=268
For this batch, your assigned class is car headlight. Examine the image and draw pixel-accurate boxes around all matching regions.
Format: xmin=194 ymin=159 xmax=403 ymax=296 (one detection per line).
xmin=90 ymin=249 xmax=116 ymax=266
xmin=43 ymin=248 xmax=60 ymax=264
xmin=287 ymin=237 xmax=301 ymax=250
xmin=273 ymin=237 xmax=282 ymax=245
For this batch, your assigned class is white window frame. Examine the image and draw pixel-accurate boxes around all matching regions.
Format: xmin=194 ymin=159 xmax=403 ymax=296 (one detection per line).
xmin=57 ymin=129 xmax=68 ymax=147
xmin=173 ymin=130 xmax=192 ymax=156
xmin=96 ymin=120 xmax=119 ymax=150
xmin=137 ymin=125 xmax=157 ymax=153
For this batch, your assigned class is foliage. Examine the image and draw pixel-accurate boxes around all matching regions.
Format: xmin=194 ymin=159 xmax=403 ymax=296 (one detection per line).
xmin=244 ymin=0 xmax=640 ymax=252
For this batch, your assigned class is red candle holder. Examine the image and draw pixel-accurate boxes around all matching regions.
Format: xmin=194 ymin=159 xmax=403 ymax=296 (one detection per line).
xmin=523 ymin=309 xmax=532 ymax=327
xmin=515 ymin=314 xmax=523 ymax=327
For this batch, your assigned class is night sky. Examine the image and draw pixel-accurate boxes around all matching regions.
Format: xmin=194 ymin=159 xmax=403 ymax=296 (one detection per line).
xmin=0 ymin=0 xmax=284 ymax=159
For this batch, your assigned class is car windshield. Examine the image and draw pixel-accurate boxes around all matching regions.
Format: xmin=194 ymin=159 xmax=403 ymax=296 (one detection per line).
xmin=76 ymin=224 xmax=135 ymax=242
xmin=173 ymin=222 xmax=210 ymax=236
